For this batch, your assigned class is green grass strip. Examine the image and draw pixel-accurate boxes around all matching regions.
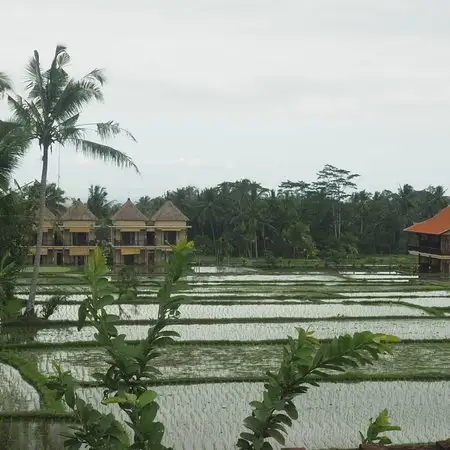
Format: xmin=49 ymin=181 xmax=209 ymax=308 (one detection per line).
xmin=0 ymin=351 xmax=64 ymax=413
xmin=4 ymin=338 xmax=450 ymax=351
xmin=4 ymin=315 xmax=450 ymax=329
xmin=0 ymin=411 xmax=75 ymax=422
xmin=75 ymin=371 xmax=450 ymax=388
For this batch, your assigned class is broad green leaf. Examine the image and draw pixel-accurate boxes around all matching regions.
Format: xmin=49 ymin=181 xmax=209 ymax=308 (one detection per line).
xmin=267 ymin=428 xmax=285 ymax=445
xmin=244 ymin=416 xmax=263 ymax=432
xmin=237 ymin=438 xmax=252 ymax=449
xmin=284 ymin=401 xmax=298 ymax=420
xmin=137 ymin=390 xmax=157 ymax=408
xmin=139 ymin=402 xmax=159 ymax=428
xmin=239 ymin=432 xmax=256 ymax=442
xmin=64 ymin=388 xmax=75 ymax=409
xmin=273 ymin=413 xmax=292 ymax=427
xmin=77 ymin=302 xmax=87 ymax=331
xmin=96 ymin=294 xmax=116 ymax=309
xmin=102 ymin=396 xmax=128 ymax=405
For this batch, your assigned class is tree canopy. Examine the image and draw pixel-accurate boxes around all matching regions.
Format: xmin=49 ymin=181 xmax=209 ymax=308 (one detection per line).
xmin=45 ymin=164 xmax=448 ymax=261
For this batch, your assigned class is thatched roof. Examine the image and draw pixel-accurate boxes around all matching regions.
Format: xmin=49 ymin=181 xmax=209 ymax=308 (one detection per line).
xmin=150 ymin=201 xmax=189 ymax=222
xmin=61 ymin=199 xmax=97 ymax=221
xmin=111 ymin=198 xmax=148 ymax=222
xmin=42 ymin=206 xmax=56 ymax=221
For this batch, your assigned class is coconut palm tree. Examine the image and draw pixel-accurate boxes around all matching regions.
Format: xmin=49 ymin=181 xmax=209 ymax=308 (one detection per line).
xmin=87 ymin=184 xmax=112 ymax=219
xmin=0 ymin=121 xmax=29 ymax=191
xmin=23 ymin=181 xmax=67 ymax=215
xmin=2 ymin=45 xmax=139 ymax=314
xmin=0 ymin=73 xmax=12 ymax=97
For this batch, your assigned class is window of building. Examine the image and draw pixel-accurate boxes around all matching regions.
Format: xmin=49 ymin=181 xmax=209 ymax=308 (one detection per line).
xmin=163 ymin=231 xmax=177 ymax=245
xmin=72 ymin=232 xmax=88 ymax=246
xmin=121 ymin=232 xmax=136 ymax=245
xmin=124 ymin=254 xmax=134 ymax=265
xmin=147 ymin=232 xmax=156 ymax=246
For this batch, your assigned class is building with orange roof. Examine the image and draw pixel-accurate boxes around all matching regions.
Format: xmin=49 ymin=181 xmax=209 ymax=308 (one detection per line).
xmin=404 ymin=206 xmax=450 ymax=274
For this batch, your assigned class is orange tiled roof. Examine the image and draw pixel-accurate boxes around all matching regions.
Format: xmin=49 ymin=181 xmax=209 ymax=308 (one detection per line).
xmin=404 ymin=206 xmax=450 ymax=235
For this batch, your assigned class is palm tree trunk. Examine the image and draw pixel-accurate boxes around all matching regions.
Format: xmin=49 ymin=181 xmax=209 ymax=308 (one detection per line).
xmin=210 ymin=218 xmax=217 ymax=258
xmin=26 ymin=145 xmax=49 ymax=315
xmin=254 ymin=231 xmax=259 ymax=259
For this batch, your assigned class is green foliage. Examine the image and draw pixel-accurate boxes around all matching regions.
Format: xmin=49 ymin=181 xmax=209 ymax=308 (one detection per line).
xmin=264 ymin=251 xmax=278 ymax=269
xmin=0 ymin=351 xmax=64 ymax=412
xmin=38 ymin=294 xmax=66 ymax=320
xmin=0 ymin=188 xmax=34 ymax=267
xmin=23 ymin=181 xmax=67 ymax=215
xmin=145 ymin=168 xmax=448 ymax=259
xmin=46 ymin=240 xmax=194 ymax=449
xmin=237 ymin=329 xmax=400 ymax=450
xmin=0 ymin=253 xmax=24 ymax=321
xmin=117 ymin=266 xmax=138 ymax=301
xmin=2 ymin=45 xmax=139 ymax=313
xmin=88 ymin=185 xmax=113 ymax=219
xmin=360 ymin=408 xmax=401 ymax=445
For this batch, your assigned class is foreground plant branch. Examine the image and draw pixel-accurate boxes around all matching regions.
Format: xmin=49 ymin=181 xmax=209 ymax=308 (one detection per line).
xmin=237 ymin=329 xmax=399 ymax=450
xmin=360 ymin=408 xmax=401 ymax=445
xmin=46 ymin=240 xmax=194 ymax=450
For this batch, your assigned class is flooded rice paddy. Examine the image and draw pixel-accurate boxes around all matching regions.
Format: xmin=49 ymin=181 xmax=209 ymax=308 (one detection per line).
xmin=2 ymin=266 xmax=450 ymax=449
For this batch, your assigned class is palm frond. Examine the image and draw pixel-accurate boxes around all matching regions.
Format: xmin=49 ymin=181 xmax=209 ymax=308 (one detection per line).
xmin=53 ymin=79 xmax=103 ymax=121
xmin=0 ymin=121 xmax=30 ymax=191
xmin=0 ymin=72 xmax=12 ymax=97
xmin=95 ymin=121 xmax=136 ymax=142
xmin=54 ymin=45 xmax=70 ymax=68
xmin=57 ymin=125 xmax=86 ymax=142
xmin=60 ymin=113 xmax=80 ymax=129
xmin=24 ymin=50 xmax=45 ymax=106
xmin=83 ymin=68 xmax=106 ymax=85
xmin=69 ymin=138 xmax=139 ymax=173
xmin=7 ymin=95 xmax=39 ymax=130
xmin=44 ymin=45 xmax=70 ymax=111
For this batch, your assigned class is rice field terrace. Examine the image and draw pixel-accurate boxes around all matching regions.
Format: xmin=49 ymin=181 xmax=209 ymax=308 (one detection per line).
xmin=1 ymin=264 xmax=450 ymax=449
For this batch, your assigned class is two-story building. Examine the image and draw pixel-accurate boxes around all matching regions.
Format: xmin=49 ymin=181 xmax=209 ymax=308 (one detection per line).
xmin=404 ymin=206 xmax=450 ymax=274
xmin=29 ymin=199 xmax=98 ymax=266
xmin=29 ymin=206 xmax=58 ymax=265
xmin=110 ymin=199 xmax=189 ymax=267
xmin=60 ymin=200 xmax=97 ymax=266
xmin=29 ymin=199 xmax=189 ymax=267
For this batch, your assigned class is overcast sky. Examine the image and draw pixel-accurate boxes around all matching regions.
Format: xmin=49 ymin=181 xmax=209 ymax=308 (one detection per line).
xmin=2 ymin=0 xmax=450 ymax=201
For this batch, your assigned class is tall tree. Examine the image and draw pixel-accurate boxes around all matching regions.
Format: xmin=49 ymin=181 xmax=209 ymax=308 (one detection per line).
xmin=0 ymin=73 xmax=12 ymax=97
xmin=312 ymin=164 xmax=359 ymax=240
xmin=0 ymin=121 xmax=28 ymax=191
xmin=87 ymin=184 xmax=111 ymax=219
xmin=0 ymin=123 xmax=34 ymax=271
xmin=197 ymin=187 xmax=222 ymax=257
xmin=24 ymin=181 xmax=67 ymax=215
xmin=2 ymin=45 xmax=139 ymax=314
xmin=283 ymin=221 xmax=316 ymax=259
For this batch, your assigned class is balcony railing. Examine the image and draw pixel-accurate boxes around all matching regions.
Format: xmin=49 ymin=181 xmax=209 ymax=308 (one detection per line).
xmin=114 ymin=239 xmax=158 ymax=247
xmin=409 ymin=245 xmax=442 ymax=255
xmin=71 ymin=240 xmax=96 ymax=247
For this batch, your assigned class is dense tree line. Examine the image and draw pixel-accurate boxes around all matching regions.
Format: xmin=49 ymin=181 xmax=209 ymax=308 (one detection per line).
xmin=21 ymin=164 xmax=448 ymax=262
xmin=154 ymin=165 xmax=448 ymax=261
